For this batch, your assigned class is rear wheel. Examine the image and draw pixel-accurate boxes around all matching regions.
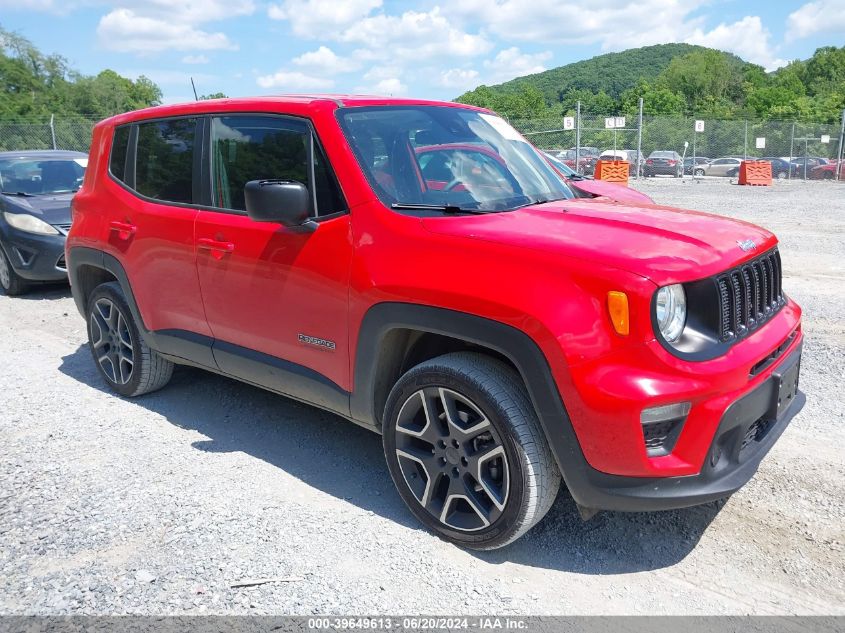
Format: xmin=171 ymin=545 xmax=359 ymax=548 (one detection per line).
xmin=0 ymin=244 xmax=28 ymax=296
xmin=383 ymin=352 xmax=560 ymax=550
xmin=86 ymin=282 xmax=174 ymax=397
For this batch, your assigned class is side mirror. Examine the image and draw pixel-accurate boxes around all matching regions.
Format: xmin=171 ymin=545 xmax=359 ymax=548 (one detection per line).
xmin=244 ymin=180 xmax=316 ymax=231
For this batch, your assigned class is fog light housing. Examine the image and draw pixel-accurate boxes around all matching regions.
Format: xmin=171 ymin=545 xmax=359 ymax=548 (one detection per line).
xmin=641 ymin=402 xmax=691 ymax=457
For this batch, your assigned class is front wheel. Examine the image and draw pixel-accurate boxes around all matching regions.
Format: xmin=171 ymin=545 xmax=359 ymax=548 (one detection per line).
xmin=694 ymin=168 xmax=705 ymax=176
xmin=383 ymin=352 xmax=561 ymax=550
xmin=0 ymin=244 xmax=28 ymax=296
xmin=86 ymin=282 xmax=174 ymax=397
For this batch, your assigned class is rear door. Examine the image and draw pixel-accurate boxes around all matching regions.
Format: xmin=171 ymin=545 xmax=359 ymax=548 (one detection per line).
xmin=104 ymin=117 xmax=214 ymax=364
xmin=194 ymin=114 xmax=353 ymax=403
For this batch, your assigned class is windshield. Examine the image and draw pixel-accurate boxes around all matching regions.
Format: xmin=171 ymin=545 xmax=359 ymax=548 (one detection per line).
xmin=0 ymin=157 xmax=86 ymax=195
xmin=338 ymin=106 xmax=573 ymax=213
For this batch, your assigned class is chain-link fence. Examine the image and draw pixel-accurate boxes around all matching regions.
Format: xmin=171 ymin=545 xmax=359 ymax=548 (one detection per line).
xmin=2 ymin=110 xmax=844 ymax=180
xmin=515 ymin=105 xmax=845 ymax=181
xmin=0 ymin=117 xmax=96 ymax=153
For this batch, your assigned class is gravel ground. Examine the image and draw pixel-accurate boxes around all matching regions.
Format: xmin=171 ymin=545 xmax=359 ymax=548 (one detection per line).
xmin=1 ymin=178 xmax=843 ymax=615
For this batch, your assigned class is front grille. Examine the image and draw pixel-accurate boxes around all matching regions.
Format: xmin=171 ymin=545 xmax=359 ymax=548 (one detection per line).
xmin=716 ymin=248 xmax=784 ymax=342
xmin=54 ymin=223 xmax=72 ymax=236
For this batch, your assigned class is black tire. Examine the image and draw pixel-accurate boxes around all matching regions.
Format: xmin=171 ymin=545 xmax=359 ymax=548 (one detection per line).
xmin=86 ymin=282 xmax=174 ymax=397
xmin=694 ymin=168 xmax=705 ymax=176
xmin=0 ymin=243 xmax=29 ymax=296
xmin=383 ymin=352 xmax=560 ymax=550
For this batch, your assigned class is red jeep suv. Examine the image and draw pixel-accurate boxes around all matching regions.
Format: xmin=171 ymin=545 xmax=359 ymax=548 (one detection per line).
xmin=67 ymin=96 xmax=804 ymax=549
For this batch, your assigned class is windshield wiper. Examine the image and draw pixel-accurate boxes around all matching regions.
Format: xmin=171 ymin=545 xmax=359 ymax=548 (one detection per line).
xmin=391 ymin=202 xmax=489 ymax=215
xmin=1 ymin=191 xmax=35 ymax=197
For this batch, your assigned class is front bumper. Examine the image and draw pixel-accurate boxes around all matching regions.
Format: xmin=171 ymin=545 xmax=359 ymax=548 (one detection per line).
xmin=571 ymin=344 xmax=803 ymax=512
xmin=0 ymin=226 xmax=68 ymax=282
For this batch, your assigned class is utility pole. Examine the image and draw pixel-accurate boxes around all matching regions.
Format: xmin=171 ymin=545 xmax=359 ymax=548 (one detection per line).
xmin=575 ymin=100 xmax=581 ymax=175
xmin=636 ymin=97 xmax=643 ymax=180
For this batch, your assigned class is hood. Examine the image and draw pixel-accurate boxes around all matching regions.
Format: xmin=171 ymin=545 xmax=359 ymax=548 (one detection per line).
xmin=568 ymin=178 xmax=654 ymax=205
xmin=421 ymin=198 xmax=776 ymax=284
xmin=2 ymin=192 xmax=73 ymax=225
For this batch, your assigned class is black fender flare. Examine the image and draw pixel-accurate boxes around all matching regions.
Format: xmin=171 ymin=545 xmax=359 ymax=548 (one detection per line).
xmin=67 ymin=245 xmax=216 ymax=367
xmin=351 ymin=302 xmax=591 ymax=489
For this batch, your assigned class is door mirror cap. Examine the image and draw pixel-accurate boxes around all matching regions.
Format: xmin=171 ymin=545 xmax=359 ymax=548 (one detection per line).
xmin=244 ymin=180 xmax=316 ymax=231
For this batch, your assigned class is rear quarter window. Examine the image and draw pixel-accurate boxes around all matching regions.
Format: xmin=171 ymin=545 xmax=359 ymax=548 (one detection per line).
xmin=109 ymin=125 xmax=131 ymax=182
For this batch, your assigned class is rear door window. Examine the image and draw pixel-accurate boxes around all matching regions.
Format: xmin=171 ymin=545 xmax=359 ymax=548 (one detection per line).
xmin=135 ymin=118 xmax=197 ymax=204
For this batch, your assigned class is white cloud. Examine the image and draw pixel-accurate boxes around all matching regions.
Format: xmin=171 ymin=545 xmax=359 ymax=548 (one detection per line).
xmin=256 ymin=70 xmax=334 ymax=90
xmin=483 ymin=47 xmax=552 ymax=84
xmin=339 ymin=8 xmax=491 ymax=61
xmin=439 ymin=68 xmax=480 ymax=89
xmin=268 ymin=0 xmax=382 ymax=37
xmin=292 ymin=46 xmax=360 ymax=74
xmin=787 ymin=1 xmax=845 ymax=41
xmin=96 ymin=1 xmax=254 ymax=54
xmin=373 ymin=78 xmax=407 ymax=95
xmin=98 ymin=10 xmax=237 ymax=53
xmin=686 ymin=16 xmax=786 ymax=71
xmin=182 ymin=54 xmax=210 ymax=64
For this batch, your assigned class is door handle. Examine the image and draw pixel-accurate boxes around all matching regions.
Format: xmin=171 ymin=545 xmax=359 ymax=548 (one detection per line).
xmin=109 ymin=220 xmax=136 ymax=240
xmin=197 ymin=237 xmax=235 ymax=259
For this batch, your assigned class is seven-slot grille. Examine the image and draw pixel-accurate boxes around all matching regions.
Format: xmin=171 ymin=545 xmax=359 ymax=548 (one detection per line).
xmin=716 ymin=248 xmax=784 ymax=342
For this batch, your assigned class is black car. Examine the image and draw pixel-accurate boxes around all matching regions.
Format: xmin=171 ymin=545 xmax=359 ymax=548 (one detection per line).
xmin=0 ymin=150 xmax=87 ymax=295
xmin=761 ymin=157 xmax=798 ymax=179
xmin=644 ymin=150 xmax=683 ymax=177
xmin=683 ymin=156 xmax=710 ymax=175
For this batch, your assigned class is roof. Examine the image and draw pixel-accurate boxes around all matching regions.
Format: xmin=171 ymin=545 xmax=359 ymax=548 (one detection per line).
xmin=100 ymin=94 xmax=489 ymax=127
xmin=0 ymin=149 xmax=88 ymax=159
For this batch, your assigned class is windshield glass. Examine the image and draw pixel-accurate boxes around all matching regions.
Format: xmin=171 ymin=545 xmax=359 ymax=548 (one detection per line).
xmin=0 ymin=157 xmax=86 ymax=195
xmin=338 ymin=106 xmax=573 ymax=213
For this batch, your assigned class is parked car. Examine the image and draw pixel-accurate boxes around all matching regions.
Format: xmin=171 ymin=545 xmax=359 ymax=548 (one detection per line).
xmin=791 ymin=156 xmax=828 ymax=177
xmin=760 ymin=157 xmax=798 ymax=179
xmin=553 ymin=149 xmax=596 ymax=175
xmin=684 ymin=156 xmax=710 ymax=175
xmin=644 ymin=151 xmax=683 ymax=177
xmin=542 ymin=152 xmax=654 ymax=205
xmin=809 ymin=161 xmax=844 ymax=180
xmin=67 ymin=96 xmax=804 ymax=550
xmin=0 ymin=150 xmax=87 ymax=295
xmin=695 ymin=156 xmax=743 ymax=177
xmin=570 ymin=146 xmax=600 ymax=175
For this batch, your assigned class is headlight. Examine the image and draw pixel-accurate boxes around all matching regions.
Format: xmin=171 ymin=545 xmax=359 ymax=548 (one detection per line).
xmin=3 ymin=212 xmax=59 ymax=235
xmin=655 ymin=284 xmax=686 ymax=343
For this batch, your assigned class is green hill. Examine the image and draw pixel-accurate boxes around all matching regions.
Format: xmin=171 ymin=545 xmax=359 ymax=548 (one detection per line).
xmin=455 ymin=43 xmax=845 ymax=123
xmin=492 ymin=43 xmax=743 ymax=102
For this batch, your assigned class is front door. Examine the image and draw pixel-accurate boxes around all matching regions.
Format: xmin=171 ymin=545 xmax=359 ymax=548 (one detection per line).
xmin=194 ymin=114 xmax=353 ymax=408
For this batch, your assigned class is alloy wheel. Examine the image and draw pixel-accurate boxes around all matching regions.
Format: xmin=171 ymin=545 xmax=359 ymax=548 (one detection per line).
xmin=0 ymin=250 xmax=10 ymax=289
xmin=89 ymin=298 xmax=134 ymax=384
xmin=393 ymin=387 xmax=509 ymax=532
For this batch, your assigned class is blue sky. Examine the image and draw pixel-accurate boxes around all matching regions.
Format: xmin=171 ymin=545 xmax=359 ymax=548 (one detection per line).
xmin=1 ymin=0 xmax=843 ymax=104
